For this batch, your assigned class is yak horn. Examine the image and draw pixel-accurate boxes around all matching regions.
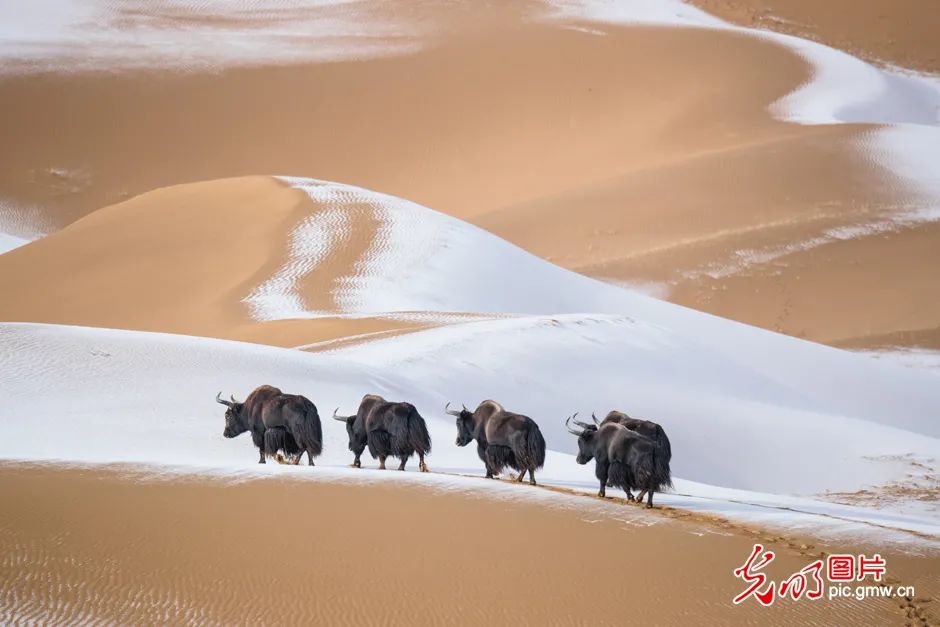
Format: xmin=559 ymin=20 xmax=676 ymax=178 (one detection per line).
xmin=565 ymin=414 xmax=583 ymax=436
xmin=592 ymin=412 xmax=600 ymax=426
xmin=332 ymin=407 xmax=352 ymax=422
xmin=572 ymin=416 xmax=595 ymax=430
xmin=444 ymin=402 xmax=462 ymax=416
xmin=215 ymin=391 xmax=233 ymax=407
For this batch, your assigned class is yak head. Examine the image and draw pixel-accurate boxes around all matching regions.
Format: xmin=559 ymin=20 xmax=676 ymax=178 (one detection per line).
xmin=216 ymin=392 xmax=247 ymax=438
xmin=565 ymin=413 xmax=600 ymax=464
xmin=332 ymin=408 xmax=357 ymax=449
xmin=444 ymin=402 xmax=475 ymax=447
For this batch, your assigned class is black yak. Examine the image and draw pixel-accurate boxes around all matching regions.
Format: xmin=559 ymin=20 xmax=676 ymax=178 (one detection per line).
xmin=445 ymin=400 xmax=546 ymax=485
xmin=216 ymin=385 xmax=323 ymax=465
xmin=566 ymin=414 xmax=671 ymax=507
xmin=332 ymin=394 xmax=431 ymax=472
xmin=596 ymin=410 xmax=672 ymax=463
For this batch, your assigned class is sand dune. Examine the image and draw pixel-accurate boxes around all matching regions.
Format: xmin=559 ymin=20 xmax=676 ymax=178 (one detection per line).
xmin=5 ymin=465 xmax=930 ymax=626
xmin=0 ymin=177 xmax=438 ymax=346
xmin=3 ymin=311 xmax=939 ymax=528
xmin=690 ymin=0 xmax=940 ymax=73
xmin=1 ymin=2 xmax=940 ymax=623
xmin=2 ymin=5 xmax=938 ymax=348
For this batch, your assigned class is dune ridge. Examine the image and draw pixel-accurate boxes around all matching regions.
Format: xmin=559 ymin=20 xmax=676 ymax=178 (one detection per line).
xmin=1 ymin=2 xmax=938 ymax=348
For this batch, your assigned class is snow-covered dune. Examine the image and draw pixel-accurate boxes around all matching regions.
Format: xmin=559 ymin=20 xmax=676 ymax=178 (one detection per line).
xmin=544 ymin=0 xmax=940 ymax=224
xmin=2 ymin=318 xmax=938 ymax=544
xmin=246 ymin=176 xmax=687 ymax=320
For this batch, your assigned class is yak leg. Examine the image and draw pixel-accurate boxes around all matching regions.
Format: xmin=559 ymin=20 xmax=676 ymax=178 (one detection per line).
xmin=595 ymin=461 xmax=608 ymax=497
xmin=397 ymin=457 xmax=407 ymax=471
xmin=253 ymin=430 xmax=266 ymax=464
xmin=306 ymin=448 xmax=316 ymax=466
xmin=418 ymin=453 xmax=428 ymax=473
xmin=351 ymin=455 xmax=361 ymax=468
xmin=645 ymin=488 xmax=654 ymax=508
xmin=634 ymin=489 xmax=647 ymax=503
xmin=516 ymin=469 xmax=527 ymax=482
xmin=528 ymin=469 xmax=537 ymax=486
xmin=378 ymin=455 xmax=387 ymax=470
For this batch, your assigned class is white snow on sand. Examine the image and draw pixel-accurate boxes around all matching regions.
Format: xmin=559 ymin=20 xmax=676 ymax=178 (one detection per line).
xmin=0 ymin=233 xmax=30 ymax=255
xmin=0 ymin=198 xmax=49 ymax=255
xmin=856 ymin=347 xmax=940 ymax=375
xmin=3 ymin=178 xmax=939 ymax=545
xmin=544 ymin=0 xmax=940 ymax=126
xmin=1 ymin=320 xmax=938 ymax=547
xmin=544 ymin=0 xmax=940 ymax=253
xmin=0 ymin=0 xmax=422 ymax=74
xmin=245 ymin=177 xmax=694 ymax=320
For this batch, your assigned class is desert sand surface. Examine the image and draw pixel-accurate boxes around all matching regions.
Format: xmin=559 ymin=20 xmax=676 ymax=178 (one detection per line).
xmin=1 ymin=4 xmax=938 ymax=349
xmin=1 ymin=464 xmax=933 ymax=626
xmin=690 ymin=0 xmax=940 ymax=72
xmin=1 ymin=2 xmax=939 ymax=625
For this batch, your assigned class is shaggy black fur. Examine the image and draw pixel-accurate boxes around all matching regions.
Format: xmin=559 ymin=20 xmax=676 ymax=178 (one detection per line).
xmin=335 ymin=395 xmax=431 ymax=471
xmin=601 ymin=411 xmax=672 ymax=462
xmin=450 ymin=400 xmax=546 ymax=485
xmin=574 ymin=422 xmax=672 ymax=507
xmin=264 ymin=427 xmax=302 ymax=464
xmin=216 ymin=385 xmax=323 ymax=466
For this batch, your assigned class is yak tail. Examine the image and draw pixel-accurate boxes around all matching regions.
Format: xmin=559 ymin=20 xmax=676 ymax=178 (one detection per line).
xmin=607 ymin=461 xmax=630 ymax=489
xmin=653 ymin=425 xmax=672 ymax=463
xmin=406 ymin=408 xmax=432 ymax=455
xmin=637 ymin=448 xmax=672 ymax=493
xmin=526 ymin=425 xmax=546 ymax=470
xmin=299 ymin=401 xmax=323 ymax=456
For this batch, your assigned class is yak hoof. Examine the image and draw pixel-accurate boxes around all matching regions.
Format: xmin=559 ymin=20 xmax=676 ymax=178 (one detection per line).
xmin=529 ymin=479 xmax=537 ymax=486
xmin=419 ymin=463 xmax=429 ymax=473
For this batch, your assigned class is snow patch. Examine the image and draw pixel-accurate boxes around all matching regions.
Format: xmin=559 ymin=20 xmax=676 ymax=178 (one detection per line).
xmin=0 ymin=198 xmax=50 ymax=255
xmin=0 ymin=0 xmax=423 ymax=75
xmin=1 ymin=321 xmax=938 ymax=545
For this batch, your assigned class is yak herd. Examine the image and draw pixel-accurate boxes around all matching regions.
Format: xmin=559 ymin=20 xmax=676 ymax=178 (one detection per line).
xmin=216 ymin=385 xmax=673 ymax=507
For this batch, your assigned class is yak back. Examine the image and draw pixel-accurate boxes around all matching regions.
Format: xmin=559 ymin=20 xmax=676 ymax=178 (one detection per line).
xmin=354 ymin=393 xmax=430 ymax=455
xmin=599 ymin=423 xmax=656 ymax=464
xmin=477 ymin=401 xmax=537 ymax=448
xmin=602 ymin=410 xmax=671 ymax=462
xmin=264 ymin=392 xmax=323 ymax=455
xmin=244 ymin=385 xmax=283 ymax=429
xmin=353 ymin=394 xmax=387 ymax=437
